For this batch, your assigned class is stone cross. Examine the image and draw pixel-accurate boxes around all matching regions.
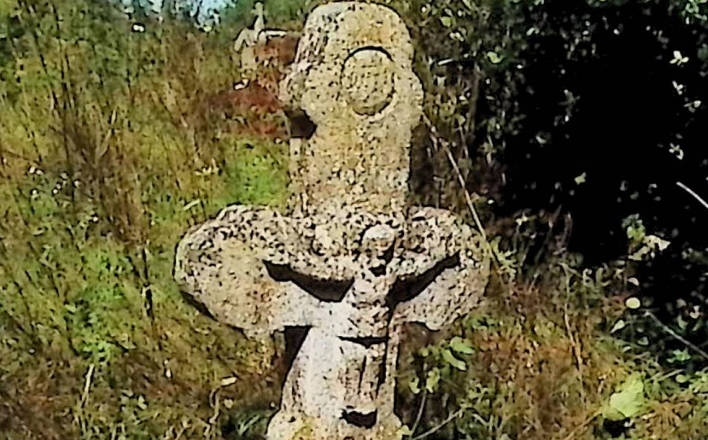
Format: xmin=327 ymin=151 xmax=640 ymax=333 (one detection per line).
xmin=234 ymin=2 xmax=288 ymax=74
xmin=175 ymin=3 xmax=491 ymax=440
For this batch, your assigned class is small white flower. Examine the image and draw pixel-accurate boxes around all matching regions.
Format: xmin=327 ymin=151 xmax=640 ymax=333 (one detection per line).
xmin=672 ymin=81 xmax=685 ymax=94
xmin=689 ymin=305 xmax=702 ymax=319
xmin=669 ymin=143 xmax=684 ymax=160
xmin=670 ymin=50 xmax=689 ymax=65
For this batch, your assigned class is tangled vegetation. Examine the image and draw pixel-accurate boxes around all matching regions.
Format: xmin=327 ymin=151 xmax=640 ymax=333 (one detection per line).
xmin=1 ymin=0 xmax=707 ymax=439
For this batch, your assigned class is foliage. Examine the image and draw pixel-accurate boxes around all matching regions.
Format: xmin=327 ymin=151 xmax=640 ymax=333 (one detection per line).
xmin=603 ymin=373 xmax=645 ymax=422
xmin=397 ymin=257 xmax=708 ymax=440
xmin=0 ymin=0 xmax=287 ymax=437
xmin=385 ymin=0 xmax=708 ymax=373
xmin=1 ymin=0 xmax=708 ymax=439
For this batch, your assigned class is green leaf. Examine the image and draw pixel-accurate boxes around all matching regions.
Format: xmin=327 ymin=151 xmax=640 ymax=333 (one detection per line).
xmin=698 ymin=44 xmax=708 ymax=61
xmin=425 ymin=368 xmax=441 ymax=393
xmin=409 ymin=377 xmax=421 ymax=395
xmin=440 ymin=16 xmax=453 ymax=28
xmin=450 ymin=336 xmax=474 ymax=355
xmin=610 ymin=319 xmax=626 ymax=333
xmin=486 ymin=51 xmax=503 ymax=64
xmin=396 ymin=425 xmax=413 ymax=438
xmin=668 ymin=349 xmax=691 ymax=364
xmin=603 ymin=373 xmax=645 ymax=421
xmin=442 ymin=348 xmax=467 ymax=371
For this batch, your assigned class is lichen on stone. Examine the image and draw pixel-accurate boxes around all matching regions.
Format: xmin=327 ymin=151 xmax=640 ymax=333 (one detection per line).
xmin=174 ymin=3 xmax=491 ymax=440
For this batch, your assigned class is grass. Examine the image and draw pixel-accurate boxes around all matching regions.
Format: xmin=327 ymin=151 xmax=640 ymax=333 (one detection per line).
xmin=0 ymin=135 xmax=287 ymax=438
xmin=0 ymin=5 xmax=288 ymax=435
xmin=1 ymin=1 xmax=707 ymax=439
xmin=395 ymin=260 xmax=708 ymax=440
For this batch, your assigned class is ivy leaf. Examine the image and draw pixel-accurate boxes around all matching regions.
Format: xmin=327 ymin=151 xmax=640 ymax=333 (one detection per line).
xmin=442 ymin=348 xmax=467 ymax=371
xmin=450 ymin=336 xmax=474 ymax=355
xmin=603 ymin=373 xmax=645 ymax=421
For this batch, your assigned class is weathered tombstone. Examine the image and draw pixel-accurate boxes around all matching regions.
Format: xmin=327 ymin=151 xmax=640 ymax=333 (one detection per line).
xmin=175 ymin=2 xmax=491 ymax=440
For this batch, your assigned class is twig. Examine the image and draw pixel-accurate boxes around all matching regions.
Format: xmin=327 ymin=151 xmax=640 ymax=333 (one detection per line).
xmin=440 ymin=139 xmax=514 ymax=283
xmin=421 ymin=115 xmax=496 ymax=263
xmin=238 ymin=414 xmax=263 ymax=436
xmin=648 ymin=369 xmax=683 ymax=383
xmin=80 ymin=363 xmax=95 ymax=408
xmin=442 ymin=143 xmax=487 ymax=242
xmin=411 ymin=408 xmax=464 ymax=440
xmin=174 ymin=422 xmax=189 ymax=440
xmin=0 ymin=146 xmax=37 ymax=163
xmin=559 ymin=264 xmax=584 ymax=378
xmin=76 ymin=363 xmax=95 ymax=435
xmin=410 ymin=388 xmax=427 ymax=437
xmin=562 ymin=410 xmax=601 ymax=440
xmin=644 ymin=310 xmax=708 ymax=363
xmin=677 ymin=181 xmax=708 ymax=211
xmin=422 ymin=115 xmax=512 ymax=288
xmin=206 ymin=387 xmax=221 ymax=438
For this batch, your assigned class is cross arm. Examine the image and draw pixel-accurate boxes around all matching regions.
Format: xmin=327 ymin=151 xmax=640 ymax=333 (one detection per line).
xmin=174 ymin=205 xmax=317 ymax=337
xmin=391 ymin=207 xmax=491 ymax=330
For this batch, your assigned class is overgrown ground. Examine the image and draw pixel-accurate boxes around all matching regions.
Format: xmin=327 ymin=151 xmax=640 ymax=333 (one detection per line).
xmin=1 ymin=1 xmax=707 ymax=439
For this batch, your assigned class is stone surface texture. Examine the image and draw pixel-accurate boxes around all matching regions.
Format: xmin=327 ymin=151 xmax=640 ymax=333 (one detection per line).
xmin=175 ymin=3 xmax=491 ymax=440
xmin=278 ymin=2 xmax=423 ymax=216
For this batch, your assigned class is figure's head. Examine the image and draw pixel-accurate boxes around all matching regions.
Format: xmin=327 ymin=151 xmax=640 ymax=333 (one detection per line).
xmin=253 ymin=2 xmax=264 ymax=15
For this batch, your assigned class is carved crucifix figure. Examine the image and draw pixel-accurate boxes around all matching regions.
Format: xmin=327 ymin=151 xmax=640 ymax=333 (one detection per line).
xmin=175 ymin=3 xmax=491 ymax=440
